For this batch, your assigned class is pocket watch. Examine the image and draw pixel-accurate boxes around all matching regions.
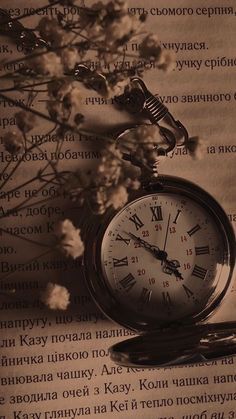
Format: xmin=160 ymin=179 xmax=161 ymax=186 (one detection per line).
xmin=83 ymin=80 xmax=236 ymax=367
xmin=84 ymin=175 xmax=235 ymax=366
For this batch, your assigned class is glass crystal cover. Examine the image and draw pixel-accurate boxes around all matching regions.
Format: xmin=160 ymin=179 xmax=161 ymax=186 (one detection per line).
xmin=100 ymin=192 xmax=229 ymax=325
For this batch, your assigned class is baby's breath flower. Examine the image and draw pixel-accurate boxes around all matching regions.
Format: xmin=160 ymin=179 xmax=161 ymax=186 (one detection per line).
xmin=139 ymin=34 xmax=161 ymax=60
xmin=90 ymin=183 xmax=128 ymax=214
xmin=157 ymin=49 xmax=175 ymax=72
xmin=105 ymin=14 xmax=139 ymax=47
xmin=37 ymin=17 xmax=67 ymax=47
xmin=80 ymin=1 xmax=141 ymax=56
xmin=3 ymin=131 xmax=24 ymax=155
xmin=107 ymin=184 xmax=128 ymax=209
xmin=125 ymin=178 xmax=141 ymax=190
xmin=47 ymin=79 xmax=72 ymax=100
xmin=90 ymin=187 xmax=107 ymax=214
xmin=106 ymin=77 xmax=129 ymax=99
xmin=47 ymin=82 xmax=81 ymax=121
xmin=63 ymin=170 xmax=90 ymax=198
xmin=15 ymin=111 xmax=36 ymax=133
xmin=46 ymin=100 xmax=70 ymax=122
xmin=96 ymin=157 xmax=121 ymax=187
xmin=60 ymin=47 xmax=80 ymax=71
xmin=41 ymin=282 xmax=70 ymax=310
xmin=117 ymin=124 xmax=167 ymax=176
xmin=55 ymin=219 xmax=84 ymax=259
xmin=28 ymin=51 xmax=63 ymax=77
xmin=113 ymin=0 xmax=128 ymax=12
xmin=68 ymin=86 xmax=81 ymax=109
xmin=94 ymin=143 xmax=122 ymax=187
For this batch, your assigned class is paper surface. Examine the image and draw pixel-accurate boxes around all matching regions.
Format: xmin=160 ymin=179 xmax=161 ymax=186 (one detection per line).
xmin=0 ymin=1 xmax=235 ymax=418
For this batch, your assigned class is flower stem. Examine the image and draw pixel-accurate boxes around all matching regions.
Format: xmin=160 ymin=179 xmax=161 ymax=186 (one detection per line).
xmin=0 ymin=141 xmax=40 ymax=191
xmin=0 ymin=92 xmax=113 ymax=143
xmin=1 ymin=160 xmax=11 ymax=177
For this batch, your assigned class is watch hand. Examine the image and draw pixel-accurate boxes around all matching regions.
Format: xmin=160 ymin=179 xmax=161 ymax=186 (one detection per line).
xmin=163 ymin=259 xmax=183 ymax=279
xmin=162 ymin=213 xmax=171 ymax=265
xmin=126 ymin=232 xmax=183 ymax=278
xmin=126 ymin=232 xmax=168 ymax=261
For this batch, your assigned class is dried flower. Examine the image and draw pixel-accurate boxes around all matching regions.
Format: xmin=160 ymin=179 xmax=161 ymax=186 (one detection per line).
xmin=106 ymin=77 xmax=129 ymax=99
xmin=94 ymin=143 xmax=122 ymax=187
xmin=96 ymin=157 xmax=121 ymax=187
xmin=47 ymin=81 xmax=81 ymax=122
xmin=37 ymin=17 xmax=67 ymax=47
xmin=55 ymin=219 xmax=84 ymax=259
xmin=90 ymin=187 xmax=107 ymax=214
xmin=123 ymin=163 xmax=141 ymax=190
xmin=105 ymin=14 xmax=140 ymax=48
xmin=119 ymin=124 xmax=166 ymax=167
xmin=41 ymin=282 xmax=70 ymax=310
xmin=63 ymin=170 xmax=90 ymax=202
xmin=46 ymin=100 xmax=70 ymax=122
xmin=47 ymin=79 xmax=72 ymax=100
xmin=28 ymin=51 xmax=64 ymax=77
xmin=139 ymin=34 xmax=162 ymax=60
xmin=157 ymin=49 xmax=175 ymax=72
xmin=124 ymin=177 xmax=141 ymax=190
xmin=90 ymin=183 xmax=129 ymax=214
xmin=68 ymin=86 xmax=81 ymax=109
xmin=113 ymin=0 xmax=128 ymax=12
xmin=3 ymin=131 xmax=24 ymax=155
xmin=60 ymin=47 xmax=80 ymax=71
xmin=107 ymin=184 xmax=128 ymax=209
xmin=15 ymin=111 xmax=36 ymax=133
xmin=80 ymin=0 xmax=141 ymax=58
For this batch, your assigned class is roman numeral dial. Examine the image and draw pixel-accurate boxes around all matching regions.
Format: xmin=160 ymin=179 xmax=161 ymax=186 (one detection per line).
xmin=138 ymin=287 xmax=152 ymax=309
xmin=129 ymin=213 xmax=144 ymax=230
xmin=192 ymin=265 xmax=207 ymax=279
xmin=150 ymin=205 xmax=163 ymax=221
xmin=116 ymin=234 xmax=131 ymax=246
xmin=195 ymin=245 xmax=210 ymax=255
xmin=113 ymin=257 xmax=128 ymax=267
xmin=119 ymin=273 xmax=136 ymax=292
xmin=162 ymin=291 xmax=172 ymax=309
xmin=100 ymin=186 xmax=227 ymax=328
xmin=187 ymin=224 xmax=201 ymax=236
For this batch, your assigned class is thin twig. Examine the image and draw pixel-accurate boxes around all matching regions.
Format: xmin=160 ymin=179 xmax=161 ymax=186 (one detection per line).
xmin=0 ymin=160 xmax=11 ymax=177
xmin=0 ymin=92 xmax=113 ymax=143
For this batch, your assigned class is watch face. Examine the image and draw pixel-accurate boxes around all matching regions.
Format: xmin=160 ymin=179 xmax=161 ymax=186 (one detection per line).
xmin=86 ymin=177 xmax=235 ymax=331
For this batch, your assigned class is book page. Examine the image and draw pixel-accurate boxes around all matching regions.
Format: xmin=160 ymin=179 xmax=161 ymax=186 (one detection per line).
xmin=0 ymin=1 xmax=235 ymax=418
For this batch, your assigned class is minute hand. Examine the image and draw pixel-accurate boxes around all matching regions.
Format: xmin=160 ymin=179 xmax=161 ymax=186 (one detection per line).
xmin=127 ymin=232 xmax=183 ymax=279
xmin=127 ymin=232 xmax=168 ymax=261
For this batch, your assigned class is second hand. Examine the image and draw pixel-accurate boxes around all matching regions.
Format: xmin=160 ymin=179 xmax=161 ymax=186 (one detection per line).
xmin=162 ymin=213 xmax=171 ymax=265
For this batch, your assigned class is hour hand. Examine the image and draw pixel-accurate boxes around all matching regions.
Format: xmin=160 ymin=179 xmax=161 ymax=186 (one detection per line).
xmin=126 ymin=232 xmax=183 ymax=278
xmin=126 ymin=232 xmax=167 ymax=261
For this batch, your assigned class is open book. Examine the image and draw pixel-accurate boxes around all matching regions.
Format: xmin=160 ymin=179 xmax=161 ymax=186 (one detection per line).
xmin=0 ymin=1 xmax=235 ymax=418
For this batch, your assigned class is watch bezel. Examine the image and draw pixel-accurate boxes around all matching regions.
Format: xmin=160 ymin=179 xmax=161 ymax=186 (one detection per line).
xmin=83 ymin=175 xmax=235 ymax=332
